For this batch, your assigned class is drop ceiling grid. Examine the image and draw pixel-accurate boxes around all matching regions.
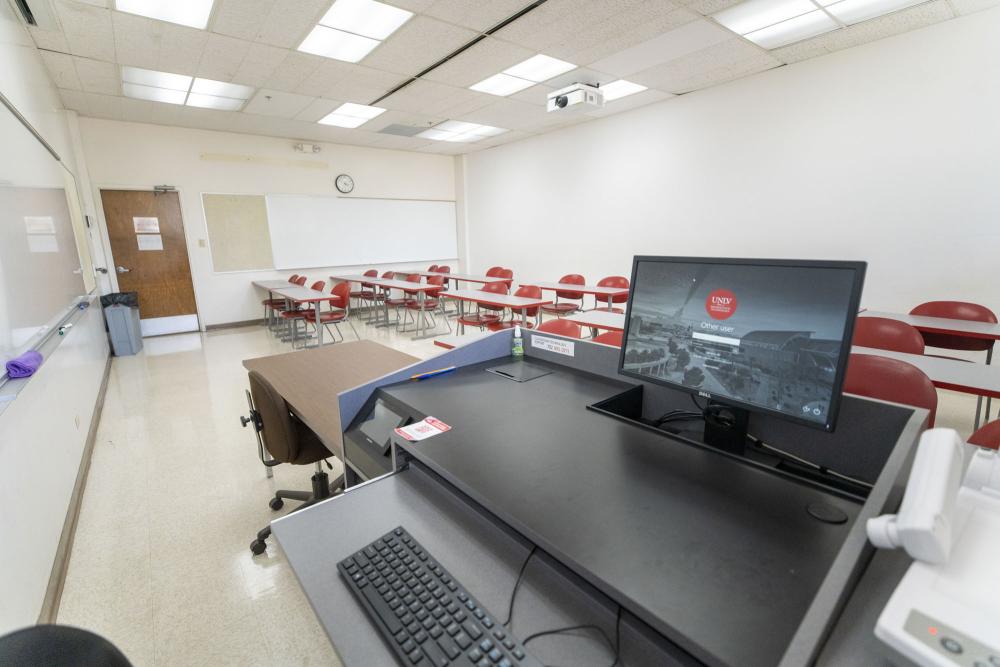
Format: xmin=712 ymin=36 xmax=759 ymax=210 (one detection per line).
xmin=22 ymin=0 xmax=993 ymax=153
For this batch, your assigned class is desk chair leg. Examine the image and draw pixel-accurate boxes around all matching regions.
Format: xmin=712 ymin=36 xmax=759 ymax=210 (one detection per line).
xmin=251 ymin=464 xmax=345 ymax=555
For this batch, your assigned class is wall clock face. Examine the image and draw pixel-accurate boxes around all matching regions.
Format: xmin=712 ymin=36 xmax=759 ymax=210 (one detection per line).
xmin=335 ymin=174 xmax=354 ymax=193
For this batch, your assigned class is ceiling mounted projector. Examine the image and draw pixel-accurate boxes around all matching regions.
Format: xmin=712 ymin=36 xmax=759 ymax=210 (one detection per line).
xmin=546 ymin=83 xmax=604 ymax=113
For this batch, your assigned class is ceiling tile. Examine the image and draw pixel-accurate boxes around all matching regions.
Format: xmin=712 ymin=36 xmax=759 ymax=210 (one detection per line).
xmin=455 ymin=97 xmax=549 ymax=131
xmin=381 ymin=0 xmax=436 ymax=12
xmin=255 ymin=0 xmax=330 ymax=49
xmin=421 ymin=37 xmax=535 ymax=88
xmin=423 ymin=0 xmax=531 ymax=31
xmin=433 ymin=88 xmax=496 ymax=118
xmin=771 ymin=0 xmax=954 ymax=63
xmin=378 ymin=78 xmax=475 ymax=115
xmin=55 ymin=0 xmax=115 ymax=60
xmin=362 ymin=16 xmax=478 ymax=75
xmin=73 ymin=56 xmax=120 ymax=95
xmin=232 ymin=43 xmax=289 ymax=87
xmin=366 ymin=134 xmax=436 ymax=151
xmin=210 ymin=0 xmax=276 ymax=40
xmin=156 ymin=23 xmax=210 ymax=74
xmin=950 ymin=0 xmax=1000 ymax=13
xmin=150 ymin=101 xmax=182 ymax=125
xmin=508 ymin=83 xmax=554 ymax=106
xmin=120 ymin=96 xmax=156 ymax=123
xmin=112 ymin=11 xmax=163 ymax=70
xmin=545 ymin=2 xmax=702 ymax=66
xmin=327 ymin=66 xmax=405 ymax=103
xmin=365 ymin=108 xmax=442 ymax=133
xmin=294 ymin=97 xmax=342 ymax=122
xmin=197 ymin=33 xmax=253 ymax=81
xmin=243 ymin=88 xmax=316 ymax=117
xmin=40 ymin=50 xmax=83 ymax=90
xmin=416 ymin=141 xmax=469 ymax=155
xmin=674 ymin=0 xmax=743 ymax=16
xmin=630 ymin=38 xmax=781 ymax=93
xmin=59 ymin=89 xmax=90 ymax=113
xmin=494 ymin=0 xmax=648 ymax=52
xmin=264 ymin=50 xmax=326 ymax=91
xmin=84 ymin=92 xmax=123 ymax=119
xmin=28 ymin=26 xmax=71 ymax=53
xmin=293 ymin=59 xmax=355 ymax=97
xmin=590 ymin=19 xmax=733 ymax=77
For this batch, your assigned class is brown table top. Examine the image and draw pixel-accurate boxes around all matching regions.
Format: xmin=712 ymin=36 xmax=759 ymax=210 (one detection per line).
xmin=243 ymin=341 xmax=420 ymax=456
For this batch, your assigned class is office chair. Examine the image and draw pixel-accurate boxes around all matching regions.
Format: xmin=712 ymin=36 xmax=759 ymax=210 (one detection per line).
xmin=0 ymin=625 xmax=132 ymax=666
xmin=242 ymin=370 xmax=344 ymax=555
xmin=843 ymin=353 xmax=938 ymax=427
xmin=852 ymin=317 xmax=925 ymax=354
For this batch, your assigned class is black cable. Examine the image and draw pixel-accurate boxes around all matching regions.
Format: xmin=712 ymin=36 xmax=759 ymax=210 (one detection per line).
xmin=690 ymin=393 xmax=706 ymax=412
xmin=502 ymin=545 xmax=537 ymax=627
xmin=526 ymin=619 xmax=620 ymax=667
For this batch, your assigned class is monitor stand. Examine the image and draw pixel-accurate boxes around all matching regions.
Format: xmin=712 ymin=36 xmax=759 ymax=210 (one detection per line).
xmin=702 ymin=402 xmax=749 ymax=456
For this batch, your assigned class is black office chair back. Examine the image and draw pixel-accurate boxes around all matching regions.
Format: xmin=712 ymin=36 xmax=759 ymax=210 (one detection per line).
xmin=0 ymin=625 xmax=133 ymax=666
xmin=248 ymin=370 xmax=298 ymax=463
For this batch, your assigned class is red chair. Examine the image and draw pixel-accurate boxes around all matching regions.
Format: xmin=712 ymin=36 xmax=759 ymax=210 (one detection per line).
xmin=843 ymin=353 xmax=937 ymax=427
xmin=968 ymin=420 xmax=1000 ymax=450
xmin=495 ymin=268 xmax=514 ymax=289
xmin=280 ymin=280 xmax=325 ymax=346
xmin=486 ymin=285 xmax=542 ymax=331
xmin=293 ymin=275 xmax=307 ymax=286
xmin=540 ymin=274 xmax=586 ymax=319
xmin=428 ymin=264 xmax=439 ymax=272
xmin=457 ymin=282 xmax=508 ymax=331
xmin=486 ymin=266 xmax=503 ymax=275
xmin=593 ymin=331 xmax=623 ymax=347
xmin=852 ymin=317 xmax=925 ymax=354
xmin=436 ymin=265 xmax=451 ymax=273
xmin=536 ymin=319 xmax=583 ymax=338
xmin=403 ymin=275 xmax=451 ymax=334
xmin=288 ymin=274 xmax=299 ymax=282
xmin=910 ymin=301 xmax=998 ymax=353
xmin=386 ymin=274 xmax=421 ymax=327
xmin=302 ymin=282 xmax=356 ymax=344
xmin=594 ymin=276 xmax=629 ymax=313
xmin=262 ymin=275 xmax=301 ymax=324
xmin=352 ymin=269 xmax=379 ymax=311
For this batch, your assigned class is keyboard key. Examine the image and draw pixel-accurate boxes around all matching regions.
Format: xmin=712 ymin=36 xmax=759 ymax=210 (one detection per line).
xmin=413 ymin=630 xmax=428 ymax=644
xmin=454 ymin=632 xmax=472 ymax=649
xmin=481 ymin=618 xmax=494 ymax=629
xmin=429 ymin=626 xmax=443 ymax=639
xmin=401 ymin=639 xmax=416 ymax=653
xmin=477 ymin=660 xmax=490 ymax=667
xmin=512 ymin=648 xmax=525 ymax=660
xmin=446 ymin=603 xmax=459 ymax=614
xmin=473 ymin=609 xmax=485 ymax=620
xmin=493 ymin=629 xmax=505 ymax=640
xmin=463 ymin=622 xmax=482 ymax=639
xmin=488 ymin=648 xmax=502 ymax=662
xmin=361 ymin=585 xmax=402 ymax=634
xmin=446 ymin=622 xmax=461 ymax=636
xmin=407 ymin=648 xmax=423 ymax=663
xmin=479 ymin=639 xmax=493 ymax=653
xmin=498 ymin=659 xmax=512 ymax=667
xmin=420 ymin=640 xmax=450 ymax=667
xmin=421 ymin=617 xmax=436 ymax=630
xmin=453 ymin=611 xmax=467 ymax=623
xmin=468 ymin=648 xmax=484 ymax=662
xmin=502 ymin=639 xmax=514 ymax=650
xmin=437 ymin=637 xmax=461 ymax=660
xmin=406 ymin=621 xmax=420 ymax=634
xmin=458 ymin=593 xmax=468 ymax=603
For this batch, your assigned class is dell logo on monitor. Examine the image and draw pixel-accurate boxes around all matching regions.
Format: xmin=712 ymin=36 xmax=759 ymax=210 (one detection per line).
xmin=698 ymin=391 xmax=711 ymax=399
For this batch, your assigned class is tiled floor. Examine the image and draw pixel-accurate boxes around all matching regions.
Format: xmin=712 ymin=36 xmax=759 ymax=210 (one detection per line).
xmin=56 ymin=318 xmax=984 ymax=666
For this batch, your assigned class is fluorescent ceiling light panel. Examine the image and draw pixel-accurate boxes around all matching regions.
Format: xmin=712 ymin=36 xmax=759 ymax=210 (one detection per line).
xmin=743 ymin=10 xmax=837 ymax=47
xmin=470 ymin=73 xmax=535 ymax=96
xmin=122 ymin=66 xmax=191 ymax=91
xmin=191 ymin=78 xmax=254 ymax=99
xmin=115 ymin=0 xmax=215 ymax=29
xmin=418 ymin=121 xmax=507 ymax=143
xmin=318 ymin=0 xmax=413 ymax=40
xmin=186 ymin=93 xmax=245 ymax=110
xmin=503 ymin=54 xmax=576 ymax=83
xmin=713 ymin=0 xmax=817 ymax=34
xmin=299 ymin=25 xmax=381 ymax=62
xmin=601 ymin=80 xmax=647 ymax=101
xmin=318 ymin=102 xmax=386 ymax=128
xmin=122 ymin=82 xmax=187 ymax=105
xmin=416 ymin=128 xmax=455 ymax=141
xmin=823 ymin=0 xmax=924 ymax=24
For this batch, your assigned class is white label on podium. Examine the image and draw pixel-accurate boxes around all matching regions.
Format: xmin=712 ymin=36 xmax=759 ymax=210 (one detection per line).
xmin=531 ymin=335 xmax=575 ymax=357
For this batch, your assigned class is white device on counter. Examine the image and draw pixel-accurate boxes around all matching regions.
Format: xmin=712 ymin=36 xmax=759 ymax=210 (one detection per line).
xmin=868 ymin=428 xmax=1000 ymax=666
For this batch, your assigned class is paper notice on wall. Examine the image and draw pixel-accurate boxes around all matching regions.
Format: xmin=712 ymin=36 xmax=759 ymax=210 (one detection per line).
xmin=27 ymin=234 xmax=59 ymax=253
xmin=133 ymin=217 xmax=160 ymax=233
xmin=137 ymin=234 xmax=164 ymax=251
xmin=531 ymin=334 xmax=575 ymax=357
xmin=24 ymin=216 xmax=56 ymax=234
xmin=394 ymin=417 xmax=451 ymax=442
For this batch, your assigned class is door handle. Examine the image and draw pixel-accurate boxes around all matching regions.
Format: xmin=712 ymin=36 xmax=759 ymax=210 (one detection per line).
xmin=116 ymin=266 xmax=131 ymax=274
xmin=95 ymin=267 xmax=109 ymax=274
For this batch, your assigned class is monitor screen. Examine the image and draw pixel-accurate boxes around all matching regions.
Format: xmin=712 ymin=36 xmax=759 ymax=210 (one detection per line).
xmin=619 ymin=257 xmax=866 ymax=431
xmin=359 ymin=398 xmax=406 ymax=454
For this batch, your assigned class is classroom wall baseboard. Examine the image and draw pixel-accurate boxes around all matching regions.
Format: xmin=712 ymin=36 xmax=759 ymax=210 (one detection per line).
xmin=37 ymin=353 xmax=112 ymax=625
xmin=205 ymin=318 xmax=266 ymax=331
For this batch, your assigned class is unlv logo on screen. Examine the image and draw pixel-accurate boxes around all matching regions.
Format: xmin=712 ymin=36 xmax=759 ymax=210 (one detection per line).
xmin=705 ymin=289 xmax=737 ymax=320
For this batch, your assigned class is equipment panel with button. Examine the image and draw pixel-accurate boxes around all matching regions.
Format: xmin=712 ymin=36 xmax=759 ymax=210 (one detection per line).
xmin=903 ymin=610 xmax=1000 ymax=666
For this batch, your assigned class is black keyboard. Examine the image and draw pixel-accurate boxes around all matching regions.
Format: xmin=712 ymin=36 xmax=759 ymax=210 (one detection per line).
xmin=339 ymin=527 xmax=541 ymax=667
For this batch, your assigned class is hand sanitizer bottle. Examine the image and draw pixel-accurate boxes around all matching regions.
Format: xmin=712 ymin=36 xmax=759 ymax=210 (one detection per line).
xmin=512 ymin=325 xmax=524 ymax=359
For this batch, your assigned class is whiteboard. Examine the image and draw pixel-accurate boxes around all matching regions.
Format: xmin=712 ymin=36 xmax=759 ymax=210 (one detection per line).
xmin=265 ymin=194 xmax=457 ymax=270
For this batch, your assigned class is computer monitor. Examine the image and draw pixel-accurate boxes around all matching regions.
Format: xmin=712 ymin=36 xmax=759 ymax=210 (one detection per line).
xmin=619 ymin=257 xmax=866 ymax=441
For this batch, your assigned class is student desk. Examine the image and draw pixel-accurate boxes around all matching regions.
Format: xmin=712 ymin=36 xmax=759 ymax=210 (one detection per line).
xmin=270 ymin=284 xmax=336 ymax=346
xmin=242 ymin=341 xmax=418 ymax=459
xmin=859 ymin=310 xmax=1000 ymax=342
xmin=441 ymin=288 xmax=551 ymax=334
xmin=564 ymin=310 xmax=626 ymax=333
xmin=253 ymin=279 xmax=296 ymax=329
xmin=853 ymin=345 xmax=1000 ymax=400
xmin=331 ymin=275 xmax=441 ymax=339
xmin=409 ymin=271 xmax=507 ymax=286
xmin=272 ymin=331 xmax=925 ymax=667
xmin=520 ymin=281 xmax=629 ymax=310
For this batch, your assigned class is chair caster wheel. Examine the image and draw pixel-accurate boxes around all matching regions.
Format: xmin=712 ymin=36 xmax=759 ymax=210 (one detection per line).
xmin=269 ymin=497 xmax=284 ymax=511
xmin=250 ymin=539 xmax=267 ymax=556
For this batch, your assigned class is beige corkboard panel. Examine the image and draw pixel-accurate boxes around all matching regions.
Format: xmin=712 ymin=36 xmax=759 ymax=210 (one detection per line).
xmin=202 ymin=194 xmax=274 ymax=272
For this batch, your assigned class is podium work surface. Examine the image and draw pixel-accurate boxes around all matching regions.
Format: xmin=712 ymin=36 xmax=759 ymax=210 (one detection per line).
xmin=274 ymin=339 xmax=923 ymax=667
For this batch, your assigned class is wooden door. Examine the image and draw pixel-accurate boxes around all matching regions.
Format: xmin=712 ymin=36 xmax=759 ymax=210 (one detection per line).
xmin=100 ymin=190 xmax=198 ymax=333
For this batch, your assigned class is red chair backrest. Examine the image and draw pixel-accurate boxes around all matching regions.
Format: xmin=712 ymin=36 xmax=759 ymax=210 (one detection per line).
xmin=852 ymin=317 xmax=925 ymax=354
xmin=537 ymin=319 xmax=583 ymax=338
xmin=481 ymin=281 xmax=509 ymax=295
xmin=909 ymin=301 xmax=998 ymax=352
xmin=556 ymin=274 xmax=585 ymax=300
xmin=381 ymin=271 xmax=395 ymax=279
xmin=485 ymin=266 xmax=504 ymax=277
xmin=426 ymin=274 xmax=446 ymax=296
xmin=496 ymin=268 xmax=514 ymax=288
xmin=363 ymin=269 xmax=378 ymax=277
xmin=513 ymin=285 xmax=542 ymax=317
xmin=328 ymin=282 xmax=350 ymax=309
xmin=288 ymin=274 xmax=299 ymax=282
xmin=843 ymin=354 xmax=937 ymax=427
xmin=593 ymin=331 xmax=623 ymax=347
xmin=309 ymin=280 xmax=325 ymax=291
xmin=968 ymin=420 xmax=1000 ymax=450
xmin=597 ymin=276 xmax=629 ymax=304
xmin=294 ymin=276 xmax=307 ymax=286
xmin=436 ymin=265 xmax=451 ymax=273
xmin=428 ymin=264 xmax=439 ymax=272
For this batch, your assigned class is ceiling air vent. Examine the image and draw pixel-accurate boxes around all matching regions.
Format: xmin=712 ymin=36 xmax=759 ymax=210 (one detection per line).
xmin=378 ymin=124 xmax=426 ymax=137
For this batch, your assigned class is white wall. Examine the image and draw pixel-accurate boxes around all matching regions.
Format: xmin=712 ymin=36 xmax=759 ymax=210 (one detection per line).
xmin=464 ymin=9 xmax=1000 ymax=315
xmin=0 ymin=0 xmax=110 ymax=634
xmin=77 ymin=119 xmax=460 ymax=327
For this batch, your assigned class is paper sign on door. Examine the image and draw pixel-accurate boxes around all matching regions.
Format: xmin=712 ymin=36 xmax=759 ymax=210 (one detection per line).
xmin=133 ymin=217 xmax=160 ymax=233
xmin=137 ymin=234 xmax=164 ymax=251
xmin=394 ymin=417 xmax=451 ymax=442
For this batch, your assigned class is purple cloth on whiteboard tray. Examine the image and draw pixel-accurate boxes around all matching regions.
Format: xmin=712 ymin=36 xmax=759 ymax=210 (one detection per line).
xmin=6 ymin=350 xmax=43 ymax=378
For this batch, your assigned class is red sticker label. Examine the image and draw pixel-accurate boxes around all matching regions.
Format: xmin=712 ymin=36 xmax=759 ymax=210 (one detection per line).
xmin=705 ymin=289 xmax=737 ymax=320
